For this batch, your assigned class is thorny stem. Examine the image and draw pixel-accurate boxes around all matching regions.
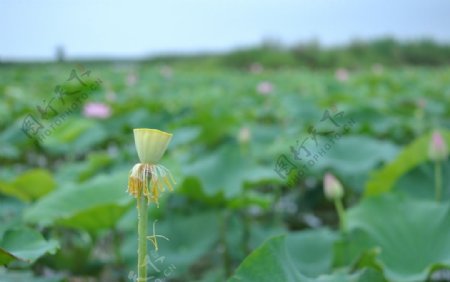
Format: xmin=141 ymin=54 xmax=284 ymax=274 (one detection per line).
xmin=137 ymin=192 xmax=148 ymax=282
xmin=334 ymin=198 xmax=346 ymax=233
xmin=435 ymin=161 xmax=442 ymax=202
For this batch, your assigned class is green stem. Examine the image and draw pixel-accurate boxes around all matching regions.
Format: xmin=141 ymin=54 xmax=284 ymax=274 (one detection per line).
xmin=241 ymin=189 xmax=251 ymax=256
xmin=137 ymin=194 xmax=148 ymax=282
xmin=112 ymin=228 xmax=122 ymax=265
xmin=334 ymin=198 xmax=346 ymax=232
xmin=221 ymin=211 xmax=232 ymax=278
xmin=241 ymin=209 xmax=251 ymax=256
xmin=435 ymin=161 xmax=442 ymax=202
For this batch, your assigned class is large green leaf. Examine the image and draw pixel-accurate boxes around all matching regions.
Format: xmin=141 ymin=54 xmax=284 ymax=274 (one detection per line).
xmin=315 ymin=135 xmax=398 ymax=176
xmin=0 ymin=198 xmax=26 ymax=241
xmin=229 ymin=228 xmax=368 ymax=282
xmin=0 ymin=169 xmax=56 ymax=202
xmin=394 ymin=161 xmax=450 ymax=200
xmin=183 ymin=144 xmax=276 ymax=198
xmin=40 ymin=118 xmax=108 ymax=155
xmin=77 ymin=152 xmax=114 ymax=182
xmin=0 ymin=227 xmax=59 ymax=265
xmin=365 ymin=130 xmax=450 ymax=196
xmin=24 ymin=170 xmax=131 ymax=231
xmin=0 ymin=120 xmax=26 ymax=160
xmin=0 ymin=249 xmax=17 ymax=266
xmin=347 ymin=195 xmax=450 ymax=281
xmin=0 ymin=269 xmax=62 ymax=282
xmin=229 ymin=235 xmax=305 ymax=282
xmin=311 ymin=135 xmax=399 ymax=191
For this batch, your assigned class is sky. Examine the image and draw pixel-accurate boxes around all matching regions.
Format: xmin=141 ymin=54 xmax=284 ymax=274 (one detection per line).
xmin=1 ymin=0 xmax=450 ymax=61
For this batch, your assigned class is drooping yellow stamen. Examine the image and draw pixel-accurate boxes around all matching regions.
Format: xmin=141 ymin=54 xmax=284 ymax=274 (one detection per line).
xmin=163 ymin=176 xmax=174 ymax=192
xmin=127 ymin=163 xmax=176 ymax=206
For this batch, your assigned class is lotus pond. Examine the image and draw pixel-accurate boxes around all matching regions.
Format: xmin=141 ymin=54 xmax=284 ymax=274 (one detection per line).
xmin=0 ymin=62 xmax=449 ymax=282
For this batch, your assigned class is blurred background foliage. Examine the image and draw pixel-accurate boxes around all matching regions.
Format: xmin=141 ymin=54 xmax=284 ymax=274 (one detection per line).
xmin=146 ymin=38 xmax=450 ymax=69
xmin=0 ymin=38 xmax=450 ymax=282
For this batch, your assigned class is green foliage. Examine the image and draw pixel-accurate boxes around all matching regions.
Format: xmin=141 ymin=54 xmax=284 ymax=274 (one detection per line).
xmin=346 ymin=195 xmax=450 ymax=282
xmin=183 ymin=144 xmax=276 ymax=198
xmin=0 ymin=169 xmax=55 ymax=202
xmin=0 ymin=227 xmax=59 ymax=265
xmin=231 ymin=195 xmax=450 ymax=282
xmin=0 ymin=57 xmax=449 ymax=281
xmin=24 ymin=171 xmax=131 ymax=231
xmin=365 ymin=130 xmax=450 ymax=196
xmin=148 ymin=38 xmax=450 ymax=69
xmin=229 ymin=229 xmax=371 ymax=282
xmin=223 ymin=45 xmax=298 ymax=69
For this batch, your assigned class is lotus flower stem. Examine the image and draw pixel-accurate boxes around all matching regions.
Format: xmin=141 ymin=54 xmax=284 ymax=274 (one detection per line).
xmin=428 ymin=130 xmax=447 ymax=202
xmin=220 ymin=211 xmax=232 ymax=277
xmin=334 ymin=198 xmax=346 ymax=232
xmin=435 ymin=161 xmax=442 ymax=202
xmin=137 ymin=192 xmax=148 ymax=281
xmin=323 ymin=173 xmax=346 ymax=232
xmin=127 ymin=128 xmax=175 ymax=281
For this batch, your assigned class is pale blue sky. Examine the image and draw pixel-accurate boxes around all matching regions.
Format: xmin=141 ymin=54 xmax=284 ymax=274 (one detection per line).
xmin=1 ymin=0 xmax=450 ymax=60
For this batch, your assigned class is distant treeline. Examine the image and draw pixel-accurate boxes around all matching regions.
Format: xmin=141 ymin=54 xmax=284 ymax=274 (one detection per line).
xmin=3 ymin=38 xmax=449 ymax=69
xmin=149 ymin=38 xmax=450 ymax=69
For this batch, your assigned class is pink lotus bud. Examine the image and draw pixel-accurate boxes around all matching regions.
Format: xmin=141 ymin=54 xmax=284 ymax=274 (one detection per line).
xmin=323 ymin=173 xmax=344 ymax=200
xmin=428 ymin=131 xmax=448 ymax=162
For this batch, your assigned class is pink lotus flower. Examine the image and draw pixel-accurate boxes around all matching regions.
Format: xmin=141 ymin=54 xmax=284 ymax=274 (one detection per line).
xmin=83 ymin=102 xmax=111 ymax=119
xmin=335 ymin=68 xmax=349 ymax=82
xmin=428 ymin=131 xmax=448 ymax=162
xmin=257 ymin=81 xmax=274 ymax=95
